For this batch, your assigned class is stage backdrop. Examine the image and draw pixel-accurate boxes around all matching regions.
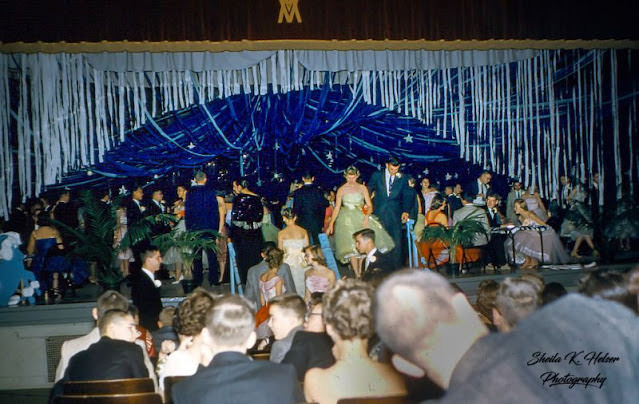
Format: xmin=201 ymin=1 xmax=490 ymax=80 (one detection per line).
xmin=1 ymin=49 xmax=638 ymax=219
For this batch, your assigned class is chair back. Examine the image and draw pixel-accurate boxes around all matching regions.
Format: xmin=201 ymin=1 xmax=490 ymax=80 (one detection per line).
xmin=55 ymin=392 xmax=163 ymax=404
xmin=250 ymin=352 xmax=271 ymax=361
xmin=63 ymin=378 xmax=154 ymax=395
xmin=163 ymin=375 xmax=187 ymax=404
xmin=337 ymin=395 xmax=410 ymax=404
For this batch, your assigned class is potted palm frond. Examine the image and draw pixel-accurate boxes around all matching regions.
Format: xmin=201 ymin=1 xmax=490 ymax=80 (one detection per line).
xmin=421 ymin=211 xmax=488 ymax=273
xmin=53 ymin=190 xmax=123 ymax=290
xmin=153 ymin=229 xmax=219 ymax=293
xmin=54 ymin=191 xmax=176 ymax=291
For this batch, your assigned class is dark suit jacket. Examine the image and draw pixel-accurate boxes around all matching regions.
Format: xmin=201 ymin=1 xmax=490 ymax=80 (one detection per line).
xmin=465 ymin=179 xmax=491 ymax=199
xmin=127 ymin=199 xmax=145 ymax=226
xmin=292 ymin=184 xmax=328 ymax=240
xmin=185 ymin=185 xmax=219 ymax=231
xmin=486 ymin=208 xmax=502 ymax=228
xmin=282 ymin=331 xmax=335 ymax=381
xmin=51 ymin=337 xmax=148 ymax=401
xmin=172 ymin=351 xmax=303 ymax=404
xmin=131 ymin=271 xmax=163 ymax=331
xmin=361 ymin=249 xmax=395 ymax=281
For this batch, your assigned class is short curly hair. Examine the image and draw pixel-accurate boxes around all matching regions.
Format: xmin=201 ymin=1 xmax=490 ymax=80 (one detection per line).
xmin=323 ymin=278 xmax=374 ymax=340
xmin=174 ymin=287 xmax=215 ymax=336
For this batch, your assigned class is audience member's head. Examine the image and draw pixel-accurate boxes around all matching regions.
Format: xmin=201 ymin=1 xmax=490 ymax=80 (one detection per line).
xmin=303 ymin=245 xmax=327 ymax=267
xmin=375 ymin=270 xmax=487 ymax=388
xmin=520 ymin=273 xmax=545 ymax=295
xmin=323 ymin=279 xmax=374 ymax=342
xmin=281 ymin=207 xmax=297 ymax=222
xmin=128 ymin=303 xmax=141 ymax=326
xmin=304 ymin=292 xmax=326 ymax=333
xmin=475 ymin=280 xmax=499 ymax=327
xmin=578 ymin=270 xmax=637 ymax=313
xmin=353 ymin=228 xmax=376 ymax=255
xmin=493 ymin=277 xmax=541 ymax=332
xmin=98 ymin=309 xmax=139 ymax=342
xmin=541 ymin=282 xmax=568 ymax=306
xmin=263 ymin=246 xmax=284 ymax=269
xmin=94 ymin=290 xmax=129 ymax=322
xmin=203 ymin=294 xmax=256 ymax=352
xmin=157 ymin=306 xmax=177 ymax=329
xmin=268 ymin=294 xmax=306 ymax=340
xmin=174 ymin=288 xmax=216 ymax=337
xmin=152 ymin=189 xmax=163 ymax=202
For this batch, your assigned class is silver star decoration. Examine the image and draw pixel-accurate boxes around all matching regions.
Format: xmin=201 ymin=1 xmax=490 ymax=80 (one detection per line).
xmin=445 ymin=173 xmax=452 ymax=180
xmin=256 ymin=179 xmax=263 ymax=187
xmin=273 ymin=172 xmax=281 ymax=180
xmin=187 ymin=142 xmax=196 ymax=150
xmin=326 ymin=151 xmax=333 ymax=160
xmin=274 ymin=141 xmax=280 ymax=151
xmin=118 ymin=185 xmax=128 ymax=195
xmin=454 ymin=173 xmax=459 ymax=179
xmin=404 ymin=134 xmax=414 ymax=143
xmin=190 ymin=179 xmax=197 ymax=186
xmin=423 ymin=168 xmax=429 ymax=175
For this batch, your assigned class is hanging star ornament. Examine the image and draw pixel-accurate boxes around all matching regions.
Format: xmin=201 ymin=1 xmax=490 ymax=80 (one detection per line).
xmin=326 ymin=151 xmax=333 ymax=160
xmin=118 ymin=185 xmax=128 ymax=195
xmin=187 ymin=142 xmax=196 ymax=150
xmin=256 ymin=178 xmax=263 ymax=187
xmin=423 ymin=168 xmax=429 ymax=176
xmin=274 ymin=141 xmax=280 ymax=151
xmin=445 ymin=173 xmax=453 ymax=181
xmin=403 ymin=134 xmax=414 ymax=143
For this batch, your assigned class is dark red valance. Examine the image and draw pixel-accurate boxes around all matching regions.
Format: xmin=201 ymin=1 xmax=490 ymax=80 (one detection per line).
xmin=2 ymin=0 xmax=637 ymax=44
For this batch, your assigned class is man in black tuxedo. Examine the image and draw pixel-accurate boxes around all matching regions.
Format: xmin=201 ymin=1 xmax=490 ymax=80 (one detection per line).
xmin=292 ymin=172 xmax=328 ymax=245
xmin=354 ymin=228 xmax=394 ymax=283
xmin=172 ymin=294 xmax=303 ymax=404
xmin=130 ymin=245 xmax=163 ymax=331
xmin=145 ymin=188 xmax=170 ymax=237
xmin=127 ymin=186 xmax=146 ymax=226
xmin=185 ymin=171 xmax=225 ymax=286
xmin=50 ymin=308 xmax=148 ymax=401
xmin=465 ymin=171 xmax=492 ymax=206
xmin=367 ymin=156 xmax=413 ymax=269
xmin=484 ymin=194 xmax=508 ymax=271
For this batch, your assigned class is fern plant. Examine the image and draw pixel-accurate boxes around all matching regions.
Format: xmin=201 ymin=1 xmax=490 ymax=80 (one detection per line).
xmin=421 ymin=210 xmax=488 ymax=264
xmin=53 ymin=190 xmax=122 ymax=285
xmin=152 ymin=229 xmax=219 ymax=280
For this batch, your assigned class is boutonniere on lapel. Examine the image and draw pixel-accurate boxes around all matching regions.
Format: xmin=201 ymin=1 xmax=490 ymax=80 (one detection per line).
xmin=395 ymin=173 xmax=402 ymax=179
xmin=154 ymin=280 xmax=162 ymax=288
xmin=140 ymin=206 xmax=146 ymax=212
xmin=369 ymin=256 xmax=377 ymax=263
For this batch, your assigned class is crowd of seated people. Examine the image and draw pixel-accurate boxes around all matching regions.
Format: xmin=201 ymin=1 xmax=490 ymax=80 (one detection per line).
xmin=48 ymin=263 xmax=638 ymax=403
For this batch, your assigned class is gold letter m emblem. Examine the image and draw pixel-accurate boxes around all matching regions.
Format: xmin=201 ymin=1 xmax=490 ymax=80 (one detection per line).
xmin=278 ymin=0 xmax=302 ymax=23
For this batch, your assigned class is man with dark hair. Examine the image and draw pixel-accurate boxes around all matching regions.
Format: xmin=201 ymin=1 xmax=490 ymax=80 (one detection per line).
xmin=367 ymin=156 xmax=413 ymax=269
xmin=353 ymin=228 xmax=394 ymax=282
xmin=292 ymin=172 xmax=328 ymax=245
xmin=172 ymin=294 xmax=303 ymax=404
xmin=466 ymin=170 xmax=492 ymax=206
xmin=51 ymin=309 xmax=148 ymax=401
xmin=185 ymin=171 xmax=225 ymax=286
xmin=268 ymin=294 xmax=306 ymax=363
xmin=130 ymin=245 xmax=164 ymax=331
xmin=54 ymin=290 xmax=157 ymax=389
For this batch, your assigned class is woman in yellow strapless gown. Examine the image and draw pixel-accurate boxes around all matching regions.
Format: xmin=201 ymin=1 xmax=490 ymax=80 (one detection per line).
xmin=327 ymin=166 xmax=395 ymax=277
